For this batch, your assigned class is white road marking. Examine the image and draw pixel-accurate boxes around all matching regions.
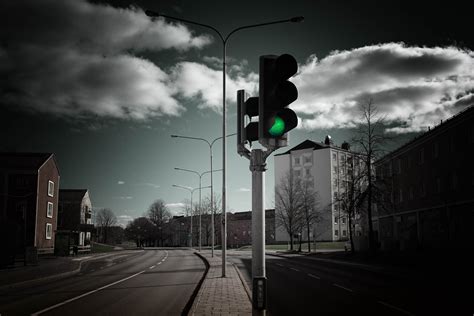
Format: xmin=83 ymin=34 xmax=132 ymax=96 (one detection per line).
xmin=276 ymin=263 xmax=284 ymax=267
xmin=333 ymin=284 xmax=353 ymax=292
xmin=149 ymin=265 xmax=156 ymax=269
xmin=31 ymin=270 xmax=146 ymax=315
xmin=308 ymin=274 xmax=320 ymax=279
xmin=290 ymin=267 xmax=300 ymax=272
xmin=378 ymin=301 xmax=415 ymax=316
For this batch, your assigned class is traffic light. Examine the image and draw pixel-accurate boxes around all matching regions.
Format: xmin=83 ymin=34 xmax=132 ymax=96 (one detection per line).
xmin=237 ymin=89 xmax=259 ymax=156
xmin=259 ymin=54 xmax=299 ymax=148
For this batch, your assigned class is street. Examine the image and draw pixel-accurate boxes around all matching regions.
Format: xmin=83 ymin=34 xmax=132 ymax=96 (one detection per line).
xmin=0 ymin=249 xmax=205 ymax=315
xmin=228 ymin=250 xmax=472 ymax=316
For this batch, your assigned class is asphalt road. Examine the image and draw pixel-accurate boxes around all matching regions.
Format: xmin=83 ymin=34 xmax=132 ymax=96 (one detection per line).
xmin=0 ymin=248 xmax=205 ymax=315
xmin=228 ymin=250 xmax=472 ymax=316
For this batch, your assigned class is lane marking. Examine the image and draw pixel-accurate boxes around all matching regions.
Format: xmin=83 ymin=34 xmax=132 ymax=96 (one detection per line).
xmin=276 ymin=263 xmax=284 ymax=267
xmin=378 ymin=301 xmax=415 ymax=316
xmin=149 ymin=265 xmax=156 ymax=269
xmin=31 ymin=270 xmax=146 ymax=315
xmin=333 ymin=284 xmax=353 ymax=292
xmin=290 ymin=268 xmax=300 ymax=272
xmin=308 ymin=273 xmax=320 ymax=279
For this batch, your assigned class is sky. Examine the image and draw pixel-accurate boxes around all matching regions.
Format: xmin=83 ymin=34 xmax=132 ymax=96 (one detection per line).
xmin=1 ymin=0 xmax=473 ymax=227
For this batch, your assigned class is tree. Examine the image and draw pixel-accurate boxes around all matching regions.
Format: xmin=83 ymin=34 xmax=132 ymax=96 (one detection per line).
xmin=300 ymin=179 xmax=323 ymax=253
xmin=148 ymin=199 xmax=171 ymax=246
xmin=352 ymin=99 xmax=391 ymax=254
xmin=125 ymin=217 xmax=155 ymax=247
xmin=275 ymin=171 xmax=303 ymax=251
xmin=96 ymin=208 xmax=117 ymax=244
xmin=201 ymin=194 xmax=221 ymax=246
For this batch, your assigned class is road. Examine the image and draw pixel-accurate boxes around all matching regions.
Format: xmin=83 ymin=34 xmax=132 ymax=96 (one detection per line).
xmin=0 ymin=248 xmax=205 ymax=315
xmin=228 ymin=250 xmax=472 ymax=316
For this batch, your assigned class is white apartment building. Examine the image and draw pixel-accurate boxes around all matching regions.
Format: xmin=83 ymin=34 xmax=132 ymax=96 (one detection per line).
xmin=274 ymin=136 xmax=364 ymax=242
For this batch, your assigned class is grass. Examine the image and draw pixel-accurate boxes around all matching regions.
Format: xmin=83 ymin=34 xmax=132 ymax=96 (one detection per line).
xmin=90 ymin=242 xmax=116 ymax=253
xmin=237 ymin=241 xmax=347 ymax=252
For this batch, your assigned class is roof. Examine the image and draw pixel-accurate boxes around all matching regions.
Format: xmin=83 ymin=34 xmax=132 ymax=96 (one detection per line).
xmin=0 ymin=152 xmax=56 ymax=171
xmin=59 ymin=189 xmax=88 ymax=202
xmin=275 ymin=139 xmax=328 ymax=156
xmin=377 ymin=104 xmax=474 ymax=164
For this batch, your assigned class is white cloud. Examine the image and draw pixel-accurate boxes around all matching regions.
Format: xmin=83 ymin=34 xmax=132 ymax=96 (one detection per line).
xmin=117 ymin=215 xmax=134 ymax=227
xmin=237 ymin=187 xmax=251 ymax=192
xmin=166 ymin=202 xmax=186 ymax=208
xmin=133 ymin=182 xmax=160 ymax=189
xmin=293 ymin=43 xmax=474 ymax=133
xmin=113 ymin=196 xmax=133 ymax=200
xmin=0 ymin=0 xmax=210 ymax=119
xmin=117 ymin=181 xmax=125 ymax=185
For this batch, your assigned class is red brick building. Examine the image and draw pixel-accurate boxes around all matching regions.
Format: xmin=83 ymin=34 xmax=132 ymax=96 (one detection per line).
xmin=0 ymin=152 xmax=60 ymax=265
xmin=375 ymin=105 xmax=474 ymax=252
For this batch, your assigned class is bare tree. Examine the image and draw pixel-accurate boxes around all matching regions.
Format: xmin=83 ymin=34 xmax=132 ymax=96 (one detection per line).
xmin=201 ymin=194 xmax=221 ymax=246
xmin=275 ymin=171 xmax=303 ymax=251
xmin=300 ymin=180 xmax=323 ymax=252
xmin=352 ymin=99 xmax=391 ymax=254
xmin=148 ymin=199 xmax=171 ymax=246
xmin=96 ymin=208 xmax=117 ymax=244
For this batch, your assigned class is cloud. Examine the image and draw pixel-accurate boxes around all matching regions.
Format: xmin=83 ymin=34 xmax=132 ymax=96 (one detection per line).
xmin=113 ymin=196 xmax=133 ymax=200
xmin=0 ymin=0 xmax=210 ymax=119
xmin=237 ymin=188 xmax=251 ymax=192
xmin=293 ymin=43 xmax=474 ymax=133
xmin=133 ymin=182 xmax=160 ymax=189
xmin=117 ymin=181 xmax=125 ymax=185
xmin=166 ymin=202 xmax=186 ymax=208
xmin=117 ymin=214 xmax=134 ymax=227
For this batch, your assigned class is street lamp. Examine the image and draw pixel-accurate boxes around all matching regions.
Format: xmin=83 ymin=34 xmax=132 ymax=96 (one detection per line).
xmin=147 ymin=9 xmax=304 ymax=277
xmin=174 ymin=167 xmax=223 ymax=252
xmin=171 ymin=133 xmax=235 ymax=257
xmin=172 ymin=184 xmax=211 ymax=248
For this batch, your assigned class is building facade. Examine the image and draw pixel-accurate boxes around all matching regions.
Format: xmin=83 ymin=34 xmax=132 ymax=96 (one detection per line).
xmin=375 ymin=105 xmax=474 ymax=252
xmin=274 ymin=137 xmax=365 ymax=243
xmin=0 ymin=152 xmax=60 ymax=265
xmin=56 ymin=189 xmax=93 ymax=255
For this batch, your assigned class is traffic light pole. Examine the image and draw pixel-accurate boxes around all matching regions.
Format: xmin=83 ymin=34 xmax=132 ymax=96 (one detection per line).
xmin=249 ymin=148 xmax=274 ymax=315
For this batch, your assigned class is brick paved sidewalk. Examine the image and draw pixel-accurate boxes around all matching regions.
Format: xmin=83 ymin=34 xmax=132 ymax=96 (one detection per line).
xmin=191 ymin=251 xmax=251 ymax=315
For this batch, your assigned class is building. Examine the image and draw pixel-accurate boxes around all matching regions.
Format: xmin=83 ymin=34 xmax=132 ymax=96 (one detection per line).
xmin=375 ymin=105 xmax=474 ymax=252
xmin=227 ymin=210 xmax=276 ymax=248
xmin=0 ymin=152 xmax=60 ymax=265
xmin=56 ymin=189 xmax=94 ymax=255
xmin=274 ymin=136 xmax=365 ymax=243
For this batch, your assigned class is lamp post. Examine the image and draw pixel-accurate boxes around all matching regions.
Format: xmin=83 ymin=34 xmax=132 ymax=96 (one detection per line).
xmin=147 ymin=9 xmax=304 ymax=277
xmin=172 ymin=184 xmax=211 ymax=248
xmin=174 ymin=167 xmax=223 ymax=252
xmin=171 ymin=133 xmax=235 ymax=257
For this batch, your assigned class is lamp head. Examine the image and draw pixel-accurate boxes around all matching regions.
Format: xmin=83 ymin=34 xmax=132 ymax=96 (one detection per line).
xmin=290 ymin=16 xmax=304 ymax=23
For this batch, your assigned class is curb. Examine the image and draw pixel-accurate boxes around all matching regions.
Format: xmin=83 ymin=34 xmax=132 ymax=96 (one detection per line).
xmin=232 ymin=261 xmax=252 ymax=302
xmin=183 ymin=252 xmax=210 ymax=316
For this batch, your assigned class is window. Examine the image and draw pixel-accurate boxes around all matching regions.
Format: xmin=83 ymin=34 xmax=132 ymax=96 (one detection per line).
xmin=46 ymin=223 xmax=52 ymax=240
xmin=47 ymin=202 xmax=53 ymax=218
xmin=48 ymin=180 xmax=54 ymax=197
xmin=433 ymin=142 xmax=439 ymax=158
xmin=304 ymin=156 xmax=312 ymax=164
xmin=332 ymin=153 xmax=337 ymax=161
xmin=294 ymin=157 xmax=300 ymax=165
xmin=305 ymin=168 xmax=311 ymax=177
xmin=342 ymin=230 xmax=347 ymax=237
xmin=334 ymin=229 xmax=339 ymax=237
xmin=342 ymin=217 xmax=346 ymax=224
xmin=334 ymin=216 xmax=338 ymax=224
xmin=397 ymin=159 xmax=402 ymax=174
xmin=243 ymin=230 xmax=246 ymax=236
xmin=294 ymin=170 xmax=302 ymax=177
xmin=419 ymin=149 xmax=425 ymax=165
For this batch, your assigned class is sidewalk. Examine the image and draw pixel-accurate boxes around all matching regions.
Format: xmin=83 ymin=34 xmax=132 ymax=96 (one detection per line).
xmin=191 ymin=251 xmax=252 ymax=315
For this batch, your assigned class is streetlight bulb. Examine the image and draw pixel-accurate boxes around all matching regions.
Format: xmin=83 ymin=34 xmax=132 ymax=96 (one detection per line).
xmin=290 ymin=16 xmax=305 ymax=23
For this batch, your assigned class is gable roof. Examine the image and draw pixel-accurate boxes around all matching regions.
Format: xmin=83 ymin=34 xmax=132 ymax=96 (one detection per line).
xmin=0 ymin=152 xmax=56 ymax=171
xmin=59 ymin=189 xmax=88 ymax=203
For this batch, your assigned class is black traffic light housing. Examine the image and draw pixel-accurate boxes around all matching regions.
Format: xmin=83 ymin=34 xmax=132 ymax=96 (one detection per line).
xmin=259 ymin=54 xmax=298 ymax=148
xmin=237 ymin=89 xmax=259 ymax=156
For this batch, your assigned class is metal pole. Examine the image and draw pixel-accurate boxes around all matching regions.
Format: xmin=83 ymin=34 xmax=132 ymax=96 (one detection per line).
xmin=210 ymin=146 xmax=214 ymax=257
xmin=199 ymin=175 xmax=202 ymax=252
xmin=250 ymin=149 xmax=267 ymax=315
xmin=190 ymin=191 xmax=193 ymax=248
xmin=221 ymin=42 xmax=227 ymax=277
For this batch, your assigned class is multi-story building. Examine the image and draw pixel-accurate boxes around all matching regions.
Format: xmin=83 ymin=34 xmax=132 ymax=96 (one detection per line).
xmin=0 ymin=152 xmax=60 ymax=265
xmin=274 ymin=136 xmax=365 ymax=242
xmin=56 ymin=189 xmax=94 ymax=255
xmin=375 ymin=105 xmax=474 ymax=252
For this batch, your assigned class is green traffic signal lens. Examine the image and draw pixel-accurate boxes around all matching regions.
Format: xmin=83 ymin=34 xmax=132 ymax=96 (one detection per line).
xmin=268 ymin=116 xmax=285 ymax=136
